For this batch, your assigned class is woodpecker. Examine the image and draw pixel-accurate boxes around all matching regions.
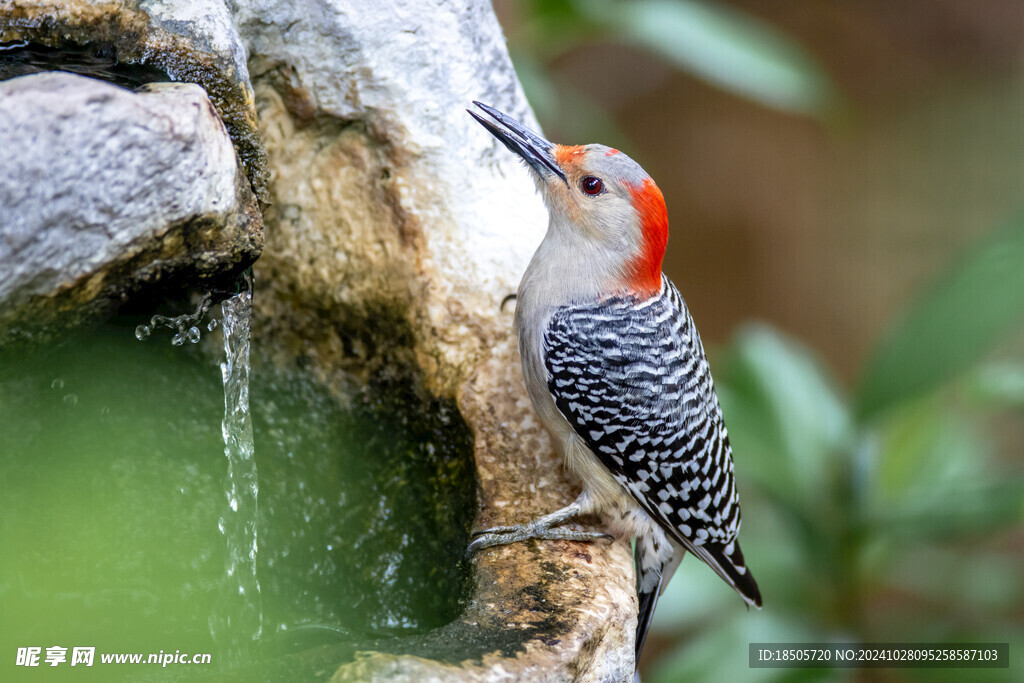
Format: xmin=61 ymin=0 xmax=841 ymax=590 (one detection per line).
xmin=467 ymin=102 xmax=762 ymax=663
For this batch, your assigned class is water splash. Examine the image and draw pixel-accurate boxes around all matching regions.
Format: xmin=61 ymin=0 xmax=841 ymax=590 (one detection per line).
xmin=136 ymin=292 xmax=213 ymax=345
xmin=211 ymin=280 xmax=263 ymax=663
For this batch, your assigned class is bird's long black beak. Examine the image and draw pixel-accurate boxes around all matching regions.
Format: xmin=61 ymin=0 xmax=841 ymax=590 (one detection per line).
xmin=468 ymin=101 xmax=567 ymax=185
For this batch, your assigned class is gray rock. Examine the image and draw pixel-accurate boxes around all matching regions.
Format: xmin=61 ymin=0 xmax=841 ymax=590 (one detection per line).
xmin=0 ymin=72 xmax=262 ymax=346
xmin=0 ymin=0 xmax=268 ymax=200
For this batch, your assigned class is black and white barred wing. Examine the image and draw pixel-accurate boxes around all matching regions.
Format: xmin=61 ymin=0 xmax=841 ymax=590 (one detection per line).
xmin=543 ymin=277 xmax=761 ymax=606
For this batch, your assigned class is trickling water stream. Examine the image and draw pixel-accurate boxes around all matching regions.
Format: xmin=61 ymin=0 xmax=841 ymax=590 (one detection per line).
xmin=212 ymin=285 xmax=263 ymax=663
xmin=133 ymin=283 xmax=265 ymax=661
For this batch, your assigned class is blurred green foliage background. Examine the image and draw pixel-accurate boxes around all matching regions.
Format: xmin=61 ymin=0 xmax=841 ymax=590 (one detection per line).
xmin=493 ymin=1 xmax=1024 ymax=679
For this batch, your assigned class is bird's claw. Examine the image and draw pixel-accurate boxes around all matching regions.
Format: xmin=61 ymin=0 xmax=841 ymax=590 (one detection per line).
xmin=471 ymin=524 xmax=520 ymax=537
xmin=466 ymin=524 xmax=613 ymax=557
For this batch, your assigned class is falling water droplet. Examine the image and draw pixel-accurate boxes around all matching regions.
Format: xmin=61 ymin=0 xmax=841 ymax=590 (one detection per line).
xmin=63 ymin=394 xmax=78 ymax=406
xmin=187 ymin=326 xmax=201 ymax=344
xmin=50 ymin=378 xmax=64 ymax=390
xmin=207 ymin=318 xmax=219 ymax=331
xmin=135 ymin=325 xmax=151 ymax=341
xmin=171 ymin=333 xmax=185 ymax=346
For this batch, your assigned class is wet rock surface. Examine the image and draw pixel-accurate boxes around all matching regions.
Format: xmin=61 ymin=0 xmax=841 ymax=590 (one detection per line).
xmin=0 ymin=72 xmax=262 ymax=347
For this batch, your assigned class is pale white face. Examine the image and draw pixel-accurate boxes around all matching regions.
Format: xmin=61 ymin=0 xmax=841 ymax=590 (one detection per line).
xmin=536 ymin=144 xmax=651 ymax=261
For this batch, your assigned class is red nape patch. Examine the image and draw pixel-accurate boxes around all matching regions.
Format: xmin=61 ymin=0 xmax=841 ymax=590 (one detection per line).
xmin=626 ymin=177 xmax=668 ymax=295
xmin=605 ymin=148 xmax=620 ymax=156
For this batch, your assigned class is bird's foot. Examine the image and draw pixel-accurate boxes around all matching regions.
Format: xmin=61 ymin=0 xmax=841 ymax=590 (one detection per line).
xmin=466 ymin=497 xmax=612 ymax=555
xmin=468 ymin=525 xmax=612 ymax=554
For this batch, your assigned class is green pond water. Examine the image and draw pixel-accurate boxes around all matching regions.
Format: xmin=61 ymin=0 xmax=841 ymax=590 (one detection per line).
xmin=0 ymin=316 xmax=476 ymax=680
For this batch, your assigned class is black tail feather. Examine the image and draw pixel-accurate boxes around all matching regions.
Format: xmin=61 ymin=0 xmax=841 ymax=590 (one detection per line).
xmin=634 ymin=553 xmax=663 ymax=663
xmin=690 ymin=539 xmax=762 ymax=608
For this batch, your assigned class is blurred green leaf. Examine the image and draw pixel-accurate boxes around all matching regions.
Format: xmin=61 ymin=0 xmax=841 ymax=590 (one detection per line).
xmin=872 ymin=400 xmax=987 ymax=502
xmin=864 ymin=397 xmax=1024 ymax=543
xmin=717 ymin=324 xmax=852 ymax=502
xmin=857 ymin=209 xmax=1024 ymax=420
xmin=582 ymin=0 xmax=836 ymax=115
xmin=515 ymin=0 xmax=838 ymax=117
xmin=964 ymin=361 xmax=1024 ymax=408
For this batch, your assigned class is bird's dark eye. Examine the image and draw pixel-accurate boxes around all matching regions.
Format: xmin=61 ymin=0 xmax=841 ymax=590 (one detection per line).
xmin=581 ymin=176 xmax=604 ymax=195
